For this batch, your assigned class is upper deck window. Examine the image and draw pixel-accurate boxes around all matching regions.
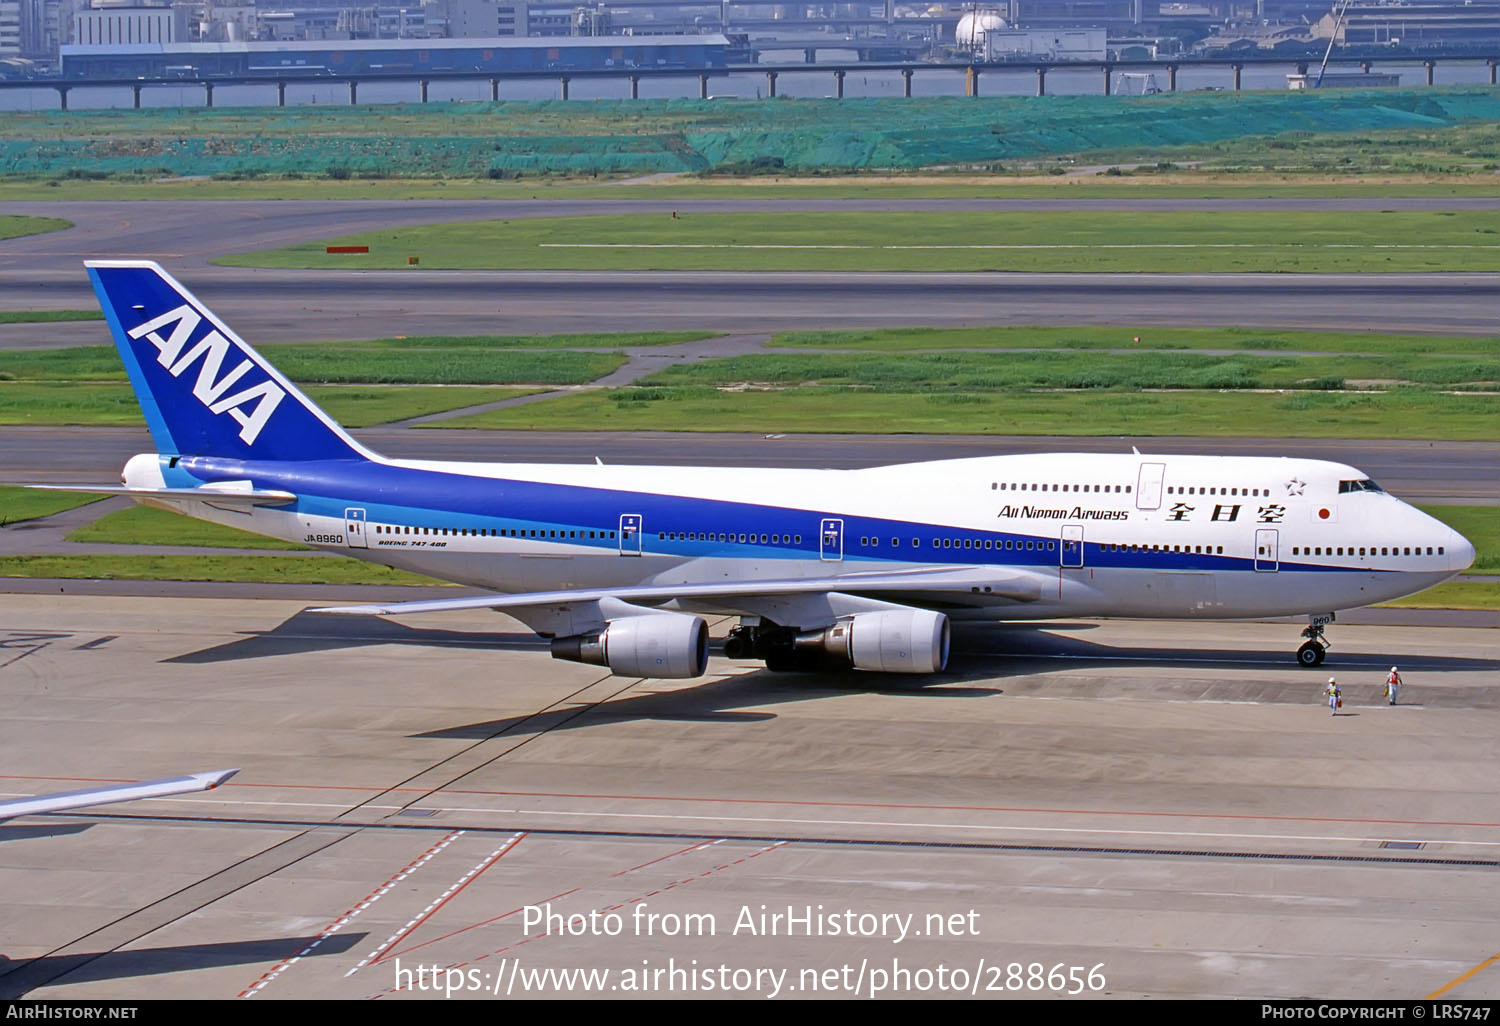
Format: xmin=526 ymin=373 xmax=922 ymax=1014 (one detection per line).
xmin=1338 ymin=479 xmax=1385 ymax=494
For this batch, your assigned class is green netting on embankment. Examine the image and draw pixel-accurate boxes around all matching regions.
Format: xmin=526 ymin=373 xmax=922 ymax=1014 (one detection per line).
xmin=2 ymin=87 xmax=1498 ymax=177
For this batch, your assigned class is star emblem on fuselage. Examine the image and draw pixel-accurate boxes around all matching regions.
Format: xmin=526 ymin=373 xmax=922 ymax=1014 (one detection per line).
xmin=1285 ymin=478 xmax=1306 ymax=496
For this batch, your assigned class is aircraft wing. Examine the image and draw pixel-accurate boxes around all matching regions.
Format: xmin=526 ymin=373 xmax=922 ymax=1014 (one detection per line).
xmin=313 ymin=564 xmax=1047 ymax=617
xmin=0 ymin=769 xmax=239 ymax=821
xmin=21 ymin=484 xmax=297 ymax=506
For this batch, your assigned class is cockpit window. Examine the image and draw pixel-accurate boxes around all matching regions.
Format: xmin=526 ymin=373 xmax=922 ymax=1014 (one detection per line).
xmin=1338 ymin=479 xmax=1385 ymax=494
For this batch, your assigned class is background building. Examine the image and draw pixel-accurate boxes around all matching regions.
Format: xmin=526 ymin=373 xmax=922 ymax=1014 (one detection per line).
xmin=59 ymin=30 xmax=730 ymax=74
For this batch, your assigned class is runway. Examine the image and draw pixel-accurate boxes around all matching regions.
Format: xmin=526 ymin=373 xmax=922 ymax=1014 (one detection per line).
xmin=6 ymin=268 xmax=1500 ymax=344
xmin=2 ymin=199 xmax=1500 ymax=342
xmin=0 ymin=594 xmax=1497 ymax=999
xmin=2 ymin=426 xmax=1495 ymax=505
xmin=8 ymin=197 xmax=1500 ymax=273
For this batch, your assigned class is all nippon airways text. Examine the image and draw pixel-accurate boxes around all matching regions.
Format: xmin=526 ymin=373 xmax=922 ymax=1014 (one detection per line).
xmin=522 ymin=902 xmax=980 ymax=943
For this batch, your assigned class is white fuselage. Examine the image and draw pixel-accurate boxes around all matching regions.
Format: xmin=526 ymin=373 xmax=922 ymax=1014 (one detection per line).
xmin=128 ymin=450 xmax=1473 ymax=625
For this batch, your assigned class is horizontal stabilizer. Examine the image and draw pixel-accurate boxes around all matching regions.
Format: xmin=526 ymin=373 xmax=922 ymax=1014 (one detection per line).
xmin=0 ymin=769 xmax=239 ymax=821
xmin=22 ymin=484 xmax=297 ymax=507
xmin=313 ymin=565 xmax=1045 ymax=618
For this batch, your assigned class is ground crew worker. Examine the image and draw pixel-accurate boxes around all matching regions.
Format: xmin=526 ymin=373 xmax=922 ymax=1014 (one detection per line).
xmin=1325 ymin=677 xmax=1342 ymax=716
xmin=1386 ymin=666 xmax=1402 ymax=706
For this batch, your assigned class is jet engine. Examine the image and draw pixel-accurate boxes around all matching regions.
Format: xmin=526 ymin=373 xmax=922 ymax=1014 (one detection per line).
xmin=551 ymin=612 xmax=709 ymax=679
xmin=735 ymin=608 xmax=950 ymax=674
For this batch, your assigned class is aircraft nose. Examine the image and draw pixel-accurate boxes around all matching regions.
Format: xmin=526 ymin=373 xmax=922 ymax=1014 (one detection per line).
xmin=1449 ymin=527 xmax=1476 ymax=573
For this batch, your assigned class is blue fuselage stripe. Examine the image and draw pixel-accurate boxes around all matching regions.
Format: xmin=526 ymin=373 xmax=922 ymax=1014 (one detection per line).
xmin=177 ymin=455 xmax=1395 ymax=576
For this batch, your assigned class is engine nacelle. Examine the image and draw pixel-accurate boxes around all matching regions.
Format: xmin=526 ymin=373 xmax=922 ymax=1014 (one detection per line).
xmin=551 ymin=612 xmax=709 ymax=679
xmin=801 ymin=609 xmax=950 ymax=674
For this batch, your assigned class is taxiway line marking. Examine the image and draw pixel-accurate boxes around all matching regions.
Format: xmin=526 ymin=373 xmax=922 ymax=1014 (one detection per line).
xmin=13 ymin=775 xmax=1497 ymax=832
xmin=1425 ymin=951 xmax=1500 ymax=1000
xmin=239 ymin=829 xmax=466 ymax=998
xmin=379 ymin=886 xmax=583 ymax=965
xmin=23 ymin=785 xmax=1500 ymax=835
xmin=421 ymin=805 xmax=1500 ymax=849
xmin=360 ymin=832 xmax=525 ymax=971
xmin=609 ymin=838 xmax=722 ymax=877
xmin=385 ymin=838 xmax=727 ymax=963
xmin=376 ymin=840 xmax=787 ymax=998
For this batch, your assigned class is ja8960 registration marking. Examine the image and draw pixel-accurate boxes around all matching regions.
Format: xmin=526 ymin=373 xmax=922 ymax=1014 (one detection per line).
xmin=304 ymin=533 xmax=344 ymax=544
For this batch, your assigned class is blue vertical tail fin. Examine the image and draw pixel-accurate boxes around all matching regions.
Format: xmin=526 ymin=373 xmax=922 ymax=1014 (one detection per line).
xmin=87 ymin=260 xmax=373 ymax=463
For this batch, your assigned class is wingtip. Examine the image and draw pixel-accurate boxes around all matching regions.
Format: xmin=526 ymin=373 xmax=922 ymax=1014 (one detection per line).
xmin=198 ymin=769 xmax=240 ymax=790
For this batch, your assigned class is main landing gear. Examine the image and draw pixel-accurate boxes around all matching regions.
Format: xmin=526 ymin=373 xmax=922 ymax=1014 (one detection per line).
xmin=1296 ymin=615 xmax=1334 ymax=667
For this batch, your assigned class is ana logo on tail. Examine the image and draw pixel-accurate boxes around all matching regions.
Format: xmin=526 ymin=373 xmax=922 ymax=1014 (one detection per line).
xmin=127 ymin=304 xmax=285 ymax=445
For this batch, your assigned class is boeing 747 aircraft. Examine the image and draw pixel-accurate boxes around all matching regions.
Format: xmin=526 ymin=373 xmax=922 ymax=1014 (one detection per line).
xmin=29 ymin=261 xmax=1475 ymax=679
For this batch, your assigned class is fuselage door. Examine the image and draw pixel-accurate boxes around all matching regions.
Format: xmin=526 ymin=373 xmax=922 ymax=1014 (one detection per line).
xmin=820 ymin=518 xmax=844 ymax=562
xmin=619 ymin=513 xmax=643 ymax=556
xmin=1136 ymin=463 xmax=1166 ymax=511
xmin=344 ymin=507 xmax=368 ymax=549
xmin=1061 ymin=524 xmax=1084 ymax=568
xmin=1255 ymin=528 xmax=1279 ymax=572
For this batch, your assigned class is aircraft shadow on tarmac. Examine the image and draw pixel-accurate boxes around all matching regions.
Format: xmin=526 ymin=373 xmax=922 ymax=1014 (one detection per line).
xmin=416 ymin=671 xmax=1003 ymax=740
xmin=161 ymin=611 xmax=1498 ymax=716
xmin=162 ymin=610 xmax=547 ymax=665
xmin=0 ymin=822 xmax=92 ymax=844
xmin=0 ymin=932 xmax=366 ymax=998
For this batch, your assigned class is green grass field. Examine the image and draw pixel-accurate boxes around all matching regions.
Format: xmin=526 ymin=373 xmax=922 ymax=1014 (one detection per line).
xmin=438 ymin=385 xmax=1500 ymax=441
xmin=0 ymin=330 xmax=709 ymax=428
xmin=0 ymin=341 xmax=633 ymax=385
xmin=65 ymin=505 xmax=310 ymax=550
xmin=637 ymin=350 xmax=1498 ymax=392
xmin=0 ymin=382 xmax=548 ymax=427
xmin=0 ymin=484 xmax=110 ymax=525
xmin=306 ymin=386 xmax=540 ymax=427
xmin=769 ymin=325 xmax=1500 ymax=357
xmin=4 ymin=325 xmax=1495 ymax=438
xmin=1420 ymin=505 xmax=1499 ymax=573
xmin=0 ymin=382 xmax=146 ymax=425
xmin=223 ymin=210 xmax=1500 ymax=273
xmin=5 ymin=176 xmax=1500 ymax=203
xmin=0 ymin=215 xmax=71 ymax=240
xmin=0 ymin=309 xmax=101 ymax=324
xmin=1377 ymin=580 xmax=1496 ymax=610
xmin=0 ymin=554 xmax=443 ymax=586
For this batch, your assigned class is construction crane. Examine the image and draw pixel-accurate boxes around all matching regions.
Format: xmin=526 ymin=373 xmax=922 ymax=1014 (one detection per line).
xmin=1315 ymin=0 xmax=1353 ymax=87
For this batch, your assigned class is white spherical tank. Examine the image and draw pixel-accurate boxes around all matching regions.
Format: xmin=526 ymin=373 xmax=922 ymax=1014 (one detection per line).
xmin=954 ymin=9 xmax=1007 ymax=51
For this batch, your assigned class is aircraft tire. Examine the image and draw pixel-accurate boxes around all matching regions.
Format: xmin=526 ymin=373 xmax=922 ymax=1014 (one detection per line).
xmin=1297 ymin=641 xmax=1325 ymax=668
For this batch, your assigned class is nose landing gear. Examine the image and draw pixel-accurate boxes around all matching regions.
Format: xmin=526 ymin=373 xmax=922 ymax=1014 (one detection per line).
xmin=1296 ymin=614 xmax=1334 ymax=667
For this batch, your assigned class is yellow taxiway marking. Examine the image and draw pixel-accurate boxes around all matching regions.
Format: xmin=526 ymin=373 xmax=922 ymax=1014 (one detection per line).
xmin=1426 ymin=951 xmax=1500 ymax=999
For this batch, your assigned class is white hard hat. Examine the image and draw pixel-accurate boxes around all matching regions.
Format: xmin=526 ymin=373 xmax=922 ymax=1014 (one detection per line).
xmin=1391 ymin=666 xmax=1398 ymax=672
xmin=1328 ymin=677 xmax=1336 ymax=683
